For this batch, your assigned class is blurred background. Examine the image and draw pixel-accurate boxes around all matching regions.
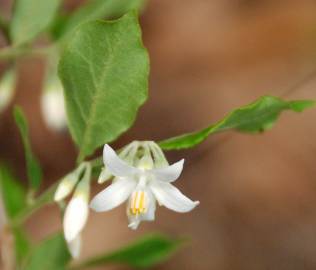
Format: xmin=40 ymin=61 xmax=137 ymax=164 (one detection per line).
xmin=2 ymin=0 xmax=316 ymax=269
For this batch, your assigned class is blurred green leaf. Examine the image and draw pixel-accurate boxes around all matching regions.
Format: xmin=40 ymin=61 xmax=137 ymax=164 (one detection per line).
xmin=10 ymin=0 xmax=61 ymax=45
xmin=58 ymin=12 xmax=149 ymax=161
xmin=52 ymin=0 xmax=146 ymax=40
xmin=13 ymin=228 xmax=31 ymax=264
xmin=0 ymin=68 xmax=16 ymax=113
xmin=72 ymin=234 xmax=183 ymax=269
xmin=0 ymin=165 xmax=26 ymax=219
xmin=13 ymin=107 xmax=42 ymax=190
xmin=24 ymin=233 xmax=71 ymax=270
xmin=0 ymin=165 xmax=30 ymax=265
xmin=159 ymin=96 xmax=315 ymax=150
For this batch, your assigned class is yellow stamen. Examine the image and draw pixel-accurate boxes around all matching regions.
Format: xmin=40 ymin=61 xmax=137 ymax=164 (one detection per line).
xmin=130 ymin=191 xmax=147 ymax=215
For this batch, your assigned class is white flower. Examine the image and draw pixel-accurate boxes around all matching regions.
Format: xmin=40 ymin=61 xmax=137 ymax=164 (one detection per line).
xmin=90 ymin=143 xmax=199 ymax=229
xmin=54 ymin=164 xmax=91 ymax=258
xmin=41 ymin=77 xmax=67 ymax=131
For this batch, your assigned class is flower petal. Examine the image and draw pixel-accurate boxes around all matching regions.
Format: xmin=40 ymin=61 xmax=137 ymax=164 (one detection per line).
xmin=54 ymin=174 xmax=78 ymax=201
xmin=151 ymin=159 xmax=184 ymax=182
xmin=64 ymin=197 xmax=89 ymax=242
xmin=150 ymin=181 xmax=199 ymax=213
xmin=103 ymin=144 xmax=138 ymax=177
xmin=90 ymin=177 xmax=136 ymax=212
xmin=97 ymin=167 xmax=113 ymax=184
xmin=67 ymin=234 xmax=81 ymax=259
xmin=142 ymin=192 xmax=156 ymax=221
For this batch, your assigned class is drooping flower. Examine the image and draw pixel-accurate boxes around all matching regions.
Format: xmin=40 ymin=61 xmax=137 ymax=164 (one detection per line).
xmin=54 ymin=163 xmax=91 ymax=258
xmin=90 ymin=142 xmax=199 ymax=229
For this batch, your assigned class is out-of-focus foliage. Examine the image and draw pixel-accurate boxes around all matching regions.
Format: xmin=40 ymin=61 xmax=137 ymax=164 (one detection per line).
xmin=159 ymin=96 xmax=315 ymax=150
xmin=58 ymin=12 xmax=149 ymax=161
xmin=14 ymin=228 xmax=30 ymax=264
xmin=0 ymin=165 xmax=30 ymax=265
xmin=10 ymin=0 xmax=61 ymax=45
xmin=72 ymin=234 xmax=183 ymax=269
xmin=0 ymin=165 xmax=26 ymax=219
xmin=24 ymin=233 xmax=71 ymax=270
xmin=13 ymin=107 xmax=42 ymax=190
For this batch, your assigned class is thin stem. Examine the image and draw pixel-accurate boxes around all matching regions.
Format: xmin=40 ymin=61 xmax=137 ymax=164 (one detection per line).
xmin=0 ymin=46 xmax=54 ymax=61
xmin=9 ymin=157 xmax=103 ymax=228
xmin=10 ymin=182 xmax=59 ymax=228
xmin=0 ymin=15 xmax=10 ymax=43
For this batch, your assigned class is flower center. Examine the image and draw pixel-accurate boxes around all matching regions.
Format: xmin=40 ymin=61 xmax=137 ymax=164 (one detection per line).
xmin=129 ymin=190 xmax=147 ymax=215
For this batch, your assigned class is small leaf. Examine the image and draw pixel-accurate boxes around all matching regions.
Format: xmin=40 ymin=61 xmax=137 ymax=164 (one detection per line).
xmin=13 ymin=107 xmax=42 ymax=190
xmin=159 ymin=96 xmax=315 ymax=150
xmin=73 ymin=234 xmax=183 ymax=269
xmin=24 ymin=233 xmax=71 ymax=270
xmin=53 ymin=0 xmax=146 ymax=40
xmin=0 ymin=68 xmax=16 ymax=113
xmin=59 ymin=12 xmax=149 ymax=161
xmin=0 ymin=165 xmax=26 ymax=219
xmin=10 ymin=0 xmax=61 ymax=45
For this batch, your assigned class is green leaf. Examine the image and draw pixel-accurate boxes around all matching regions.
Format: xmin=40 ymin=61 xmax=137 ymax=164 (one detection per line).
xmin=0 ymin=165 xmax=30 ymax=265
xmin=0 ymin=165 xmax=26 ymax=219
xmin=72 ymin=234 xmax=183 ymax=269
xmin=159 ymin=96 xmax=315 ymax=150
xmin=13 ymin=228 xmax=31 ymax=264
xmin=13 ymin=107 xmax=42 ymax=190
xmin=24 ymin=233 xmax=71 ymax=270
xmin=10 ymin=0 xmax=61 ymax=45
xmin=58 ymin=12 xmax=149 ymax=161
xmin=53 ymin=0 xmax=146 ymax=40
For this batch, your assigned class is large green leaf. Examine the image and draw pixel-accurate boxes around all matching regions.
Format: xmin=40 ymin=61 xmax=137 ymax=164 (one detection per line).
xmin=58 ymin=12 xmax=149 ymax=161
xmin=159 ymin=96 xmax=315 ymax=150
xmin=53 ymin=0 xmax=146 ymax=40
xmin=24 ymin=233 xmax=71 ymax=270
xmin=10 ymin=0 xmax=61 ymax=45
xmin=13 ymin=107 xmax=42 ymax=190
xmin=72 ymin=234 xmax=183 ymax=269
xmin=0 ymin=165 xmax=26 ymax=219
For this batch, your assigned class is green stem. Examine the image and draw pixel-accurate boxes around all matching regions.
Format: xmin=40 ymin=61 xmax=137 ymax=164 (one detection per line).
xmin=10 ymin=182 xmax=59 ymax=228
xmin=0 ymin=15 xmax=10 ymax=43
xmin=0 ymin=46 xmax=53 ymax=60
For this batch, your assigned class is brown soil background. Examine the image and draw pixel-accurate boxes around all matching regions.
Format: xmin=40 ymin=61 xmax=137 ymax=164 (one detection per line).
xmin=2 ymin=0 xmax=316 ymax=269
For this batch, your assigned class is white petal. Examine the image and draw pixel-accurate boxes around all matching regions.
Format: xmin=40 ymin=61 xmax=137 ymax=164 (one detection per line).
xmin=90 ymin=178 xmax=136 ymax=212
xmin=64 ymin=197 xmax=89 ymax=242
xmin=151 ymin=159 xmax=184 ymax=182
xmin=150 ymin=181 xmax=199 ymax=213
xmin=103 ymin=144 xmax=138 ymax=177
xmin=142 ymin=194 xmax=156 ymax=221
xmin=67 ymin=234 xmax=81 ymax=259
xmin=54 ymin=175 xmax=78 ymax=201
xmin=97 ymin=168 xmax=113 ymax=184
